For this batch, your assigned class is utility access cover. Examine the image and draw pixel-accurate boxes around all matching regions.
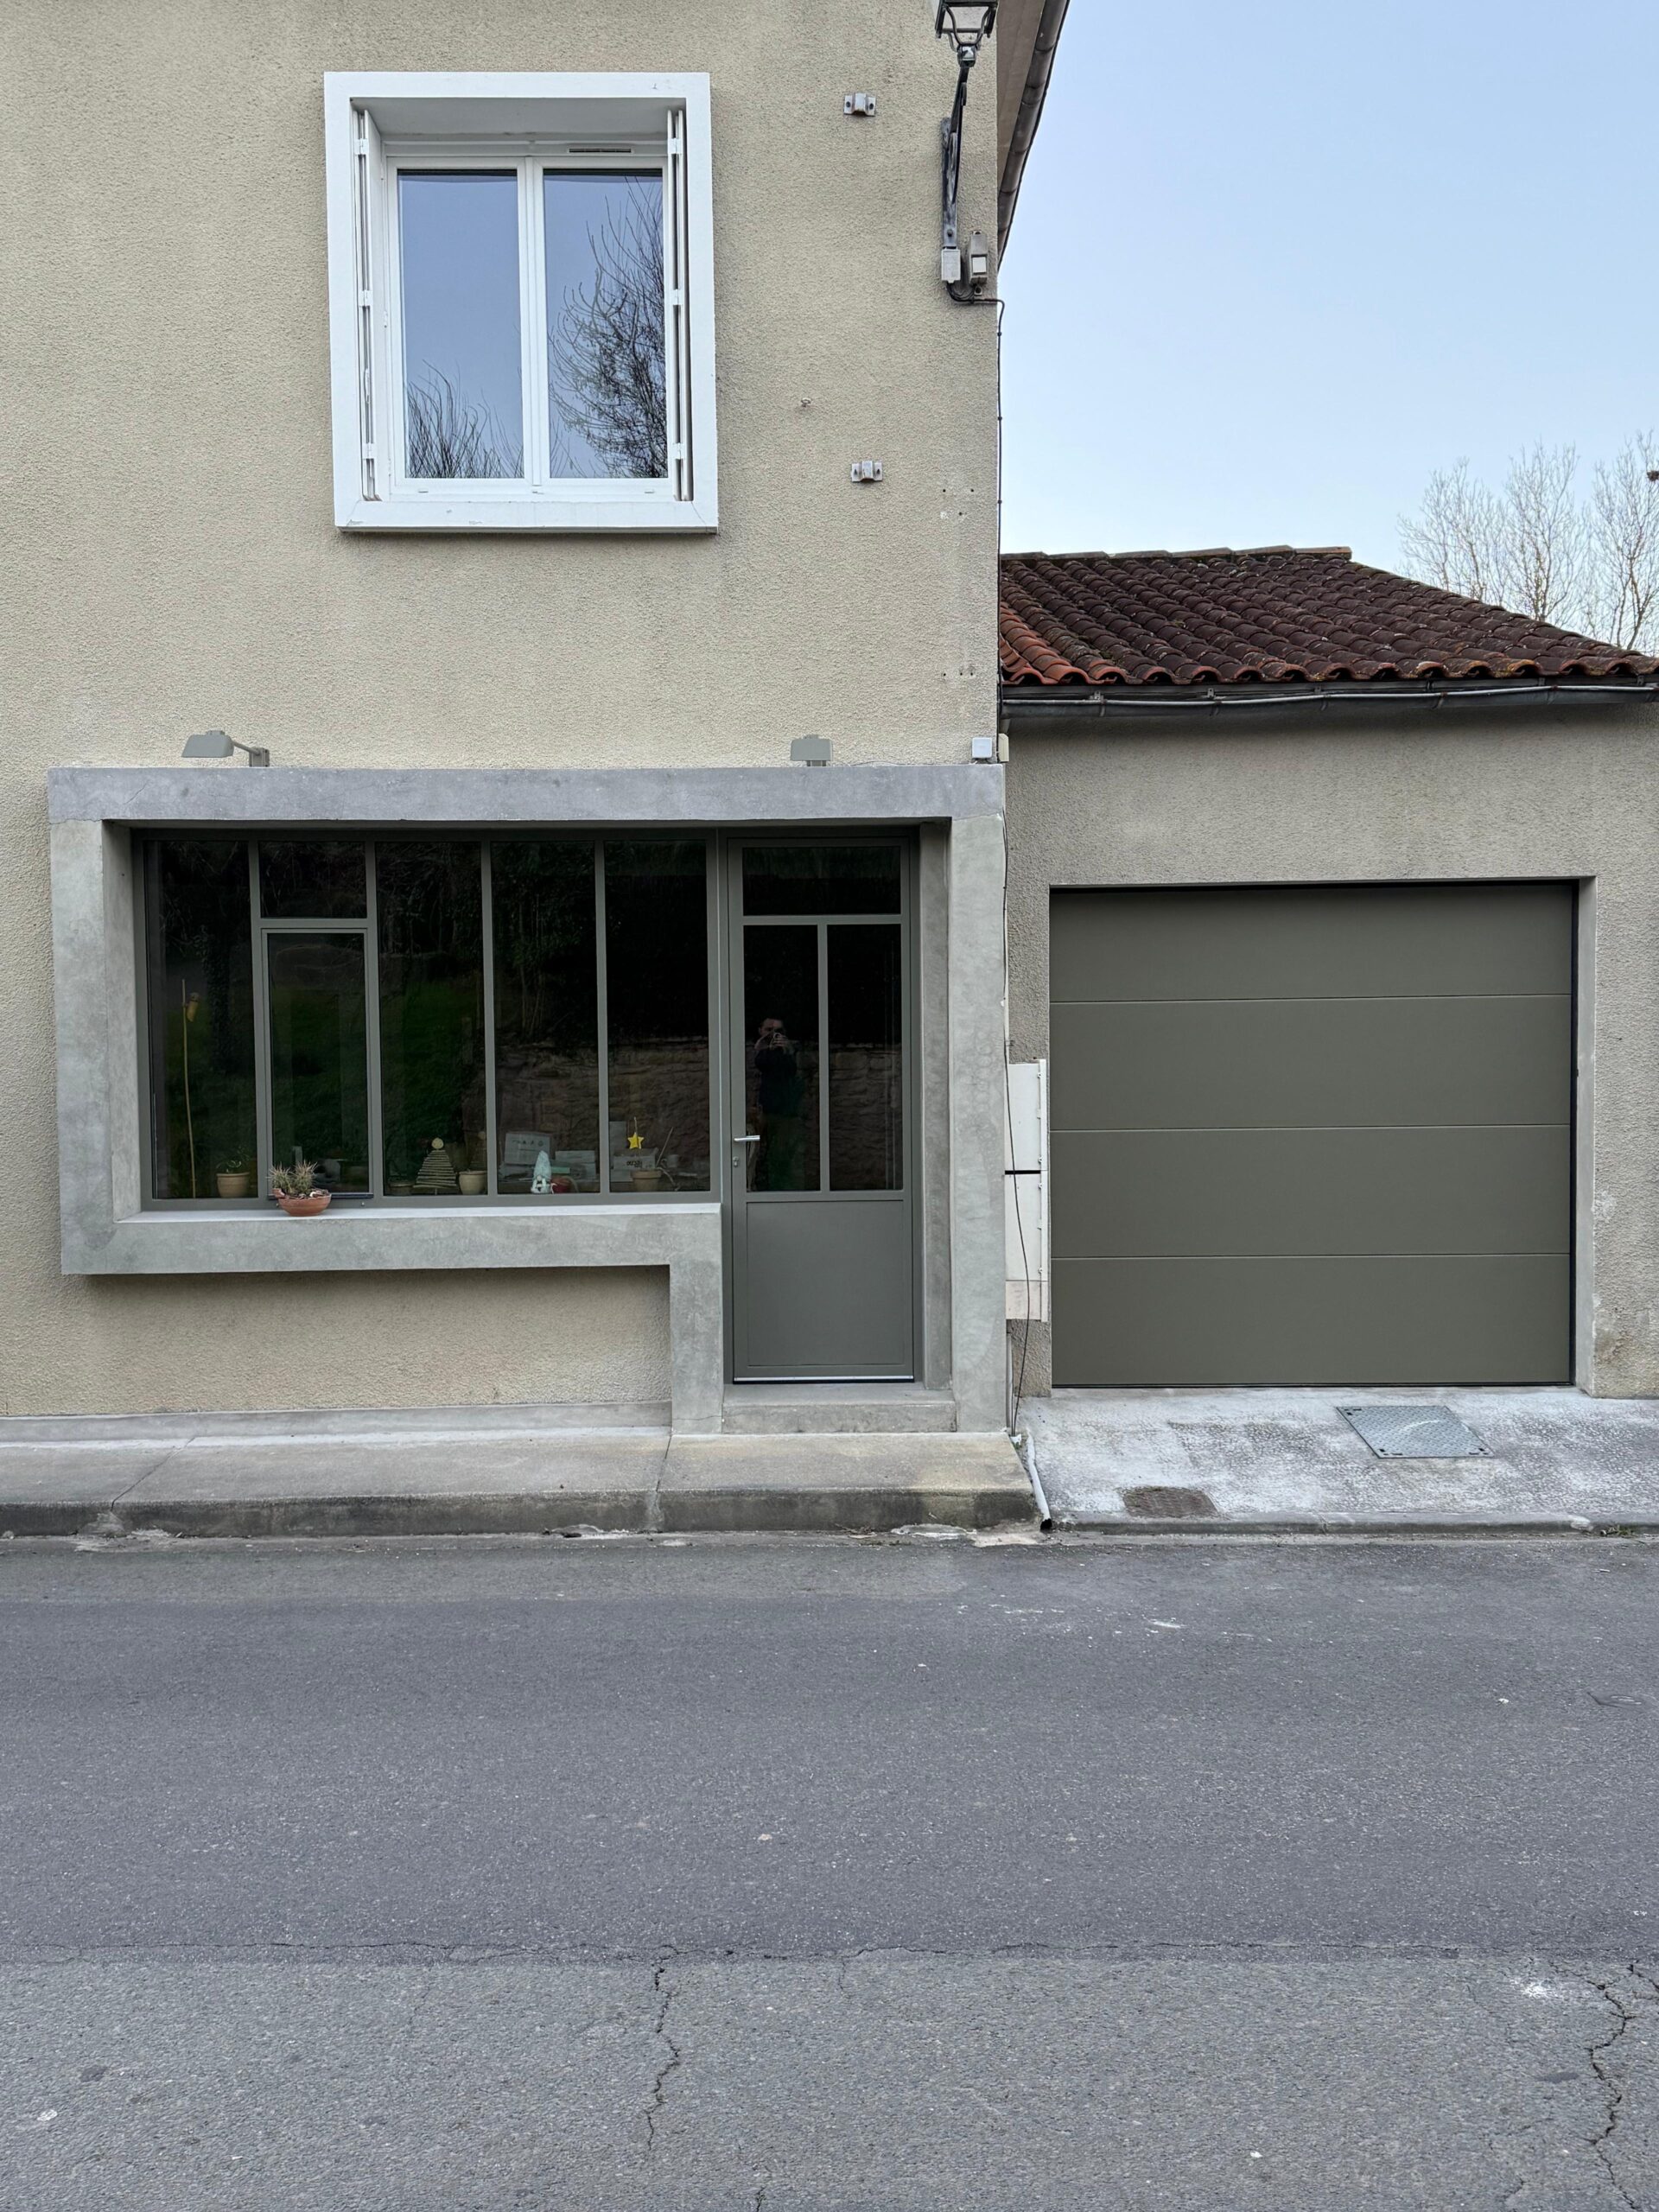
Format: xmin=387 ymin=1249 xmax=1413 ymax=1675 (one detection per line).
xmin=1339 ymin=1404 xmax=1486 ymax=1459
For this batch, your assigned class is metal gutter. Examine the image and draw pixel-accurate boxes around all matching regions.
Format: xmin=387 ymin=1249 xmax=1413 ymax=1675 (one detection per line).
xmin=1001 ymin=677 xmax=1659 ymax=725
xmin=997 ymin=0 xmax=1070 ymax=253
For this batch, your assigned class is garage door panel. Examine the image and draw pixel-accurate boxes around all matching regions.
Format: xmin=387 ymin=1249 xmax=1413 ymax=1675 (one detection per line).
xmin=1052 ymin=1127 xmax=1571 ymax=1260
xmin=1052 ymin=1256 xmax=1571 ymax=1387
xmin=1052 ymin=884 xmax=1574 ymax=1005
xmin=1051 ymin=995 xmax=1569 ymax=1132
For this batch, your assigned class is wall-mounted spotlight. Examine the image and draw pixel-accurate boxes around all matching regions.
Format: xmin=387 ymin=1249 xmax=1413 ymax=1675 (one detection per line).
xmin=181 ymin=728 xmax=270 ymax=767
xmin=936 ymin=3 xmax=996 ymax=299
xmin=790 ymin=734 xmax=833 ymax=766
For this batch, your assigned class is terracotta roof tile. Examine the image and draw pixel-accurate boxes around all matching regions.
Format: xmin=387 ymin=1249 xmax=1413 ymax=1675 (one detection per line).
xmin=999 ymin=546 xmax=1659 ymax=688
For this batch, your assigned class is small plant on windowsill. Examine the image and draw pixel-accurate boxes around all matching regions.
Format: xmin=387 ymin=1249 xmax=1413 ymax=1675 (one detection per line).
xmin=270 ymin=1160 xmax=331 ymax=1217
xmin=215 ymin=1157 xmax=253 ymax=1200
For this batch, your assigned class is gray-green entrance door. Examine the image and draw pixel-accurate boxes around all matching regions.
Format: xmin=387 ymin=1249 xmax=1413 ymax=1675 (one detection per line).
xmin=1050 ymin=883 xmax=1574 ymax=1387
xmin=728 ymin=842 xmax=914 ymax=1382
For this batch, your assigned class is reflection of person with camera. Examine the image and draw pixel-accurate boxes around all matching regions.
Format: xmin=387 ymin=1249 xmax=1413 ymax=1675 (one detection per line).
xmin=753 ymin=1014 xmax=806 ymax=1189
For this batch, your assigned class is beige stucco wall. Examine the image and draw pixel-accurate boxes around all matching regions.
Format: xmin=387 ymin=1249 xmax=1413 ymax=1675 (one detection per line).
xmin=1006 ymin=703 xmax=1659 ymax=1397
xmin=1 ymin=2 xmax=1000 ymax=1416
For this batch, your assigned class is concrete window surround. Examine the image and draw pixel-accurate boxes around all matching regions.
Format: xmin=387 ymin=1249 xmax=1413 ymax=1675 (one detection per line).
xmin=48 ymin=765 xmax=1009 ymax=1437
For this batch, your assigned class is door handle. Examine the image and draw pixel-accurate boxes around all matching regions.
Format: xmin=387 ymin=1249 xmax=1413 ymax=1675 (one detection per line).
xmin=734 ymin=1134 xmax=760 ymax=1144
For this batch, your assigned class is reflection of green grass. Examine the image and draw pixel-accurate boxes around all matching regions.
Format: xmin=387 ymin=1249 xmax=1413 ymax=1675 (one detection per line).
xmin=161 ymin=1000 xmax=253 ymax=1199
xmin=270 ymin=986 xmax=368 ymax=1166
xmin=380 ymin=979 xmax=484 ymax=1183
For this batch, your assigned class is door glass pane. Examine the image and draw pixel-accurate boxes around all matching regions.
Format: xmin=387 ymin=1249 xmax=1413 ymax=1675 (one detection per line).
xmin=742 ymin=844 xmax=901 ymax=916
xmin=544 ymin=172 xmax=666 ymax=480
xmin=743 ymin=927 xmax=821 ymax=1192
xmin=267 ymin=935 xmax=370 ymax=1192
xmin=259 ymin=840 xmax=365 ymax=918
xmin=492 ymin=842 xmax=600 ymax=1193
xmin=146 ymin=840 xmax=256 ymax=1198
xmin=399 ymin=171 xmax=524 ymax=480
xmin=377 ymin=844 xmax=486 ymax=1196
xmin=828 ymin=925 xmax=902 ymax=1191
xmin=605 ymin=842 xmax=710 ymax=1192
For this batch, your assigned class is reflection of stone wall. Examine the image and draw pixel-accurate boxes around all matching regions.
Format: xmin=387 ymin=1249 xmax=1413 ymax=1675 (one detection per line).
xmin=608 ymin=1042 xmax=711 ymax=1185
xmin=828 ymin=1048 xmax=902 ymax=1189
xmin=495 ymin=1041 xmax=711 ymax=1188
xmin=495 ymin=1049 xmax=601 ymax=1183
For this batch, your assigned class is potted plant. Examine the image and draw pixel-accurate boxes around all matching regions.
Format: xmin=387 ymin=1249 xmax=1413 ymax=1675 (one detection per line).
xmin=270 ymin=1160 xmax=331 ymax=1217
xmin=215 ymin=1156 xmax=253 ymax=1199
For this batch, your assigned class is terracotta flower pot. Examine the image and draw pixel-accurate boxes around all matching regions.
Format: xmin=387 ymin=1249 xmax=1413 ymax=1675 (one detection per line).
xmin=276 ymin=1191 xmax=332 ymax=1217
xmin=216 ymin=1172 xmax=252 ymax=1198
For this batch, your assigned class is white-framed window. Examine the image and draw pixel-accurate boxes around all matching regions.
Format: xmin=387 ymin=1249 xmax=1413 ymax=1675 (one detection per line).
xmin=324 ymin=73 xmax=717 ymax=532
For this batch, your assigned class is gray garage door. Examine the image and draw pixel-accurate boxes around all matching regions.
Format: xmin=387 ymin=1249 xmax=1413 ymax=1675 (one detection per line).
xmin=1050 ymin=884 xmax=1573 ymax=1387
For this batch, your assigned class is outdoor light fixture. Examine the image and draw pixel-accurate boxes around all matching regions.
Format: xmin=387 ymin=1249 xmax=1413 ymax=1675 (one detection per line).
xmin=935 ymin=2 xmax=997 ymax=57
xmin=935 ymin=3 xmax=996 ymax=299
xmin=181 ymin=728 xmax=270 ymax=767
xmin=790 ymin=735 xmax=833 ymax=766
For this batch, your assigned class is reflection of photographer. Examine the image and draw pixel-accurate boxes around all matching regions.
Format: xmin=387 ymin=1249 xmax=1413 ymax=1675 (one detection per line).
xmin=753 ymin=1015 xmax=805 ymax=1189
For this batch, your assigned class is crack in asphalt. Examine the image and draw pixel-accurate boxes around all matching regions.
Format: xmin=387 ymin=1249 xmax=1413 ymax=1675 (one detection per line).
xmin=643 ymin=1952 xmax=683 ymax=2154
xmin=1576 ymin=1967 xmax=1656 ymax=2211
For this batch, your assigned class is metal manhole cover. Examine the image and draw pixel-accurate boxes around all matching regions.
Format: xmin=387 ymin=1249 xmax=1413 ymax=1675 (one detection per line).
xmin=1338 ymin=1404 xmax=1486 ymax=1459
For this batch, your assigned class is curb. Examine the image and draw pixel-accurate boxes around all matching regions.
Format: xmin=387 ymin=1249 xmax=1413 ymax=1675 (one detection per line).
xmin=1050 ymin=1511 xmax=1659 ymax=1538
xmin=1 ymin=1483 xmax=1039 ymax=1543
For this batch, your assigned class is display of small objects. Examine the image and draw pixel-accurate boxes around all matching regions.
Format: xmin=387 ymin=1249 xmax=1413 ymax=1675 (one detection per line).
xmin=415 ymin=1137 xmax=460 ymax=1194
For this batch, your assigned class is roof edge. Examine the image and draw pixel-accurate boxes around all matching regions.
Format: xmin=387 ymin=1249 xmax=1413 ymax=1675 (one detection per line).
xmin=997 ymin=0 xmax=1071 ymax=253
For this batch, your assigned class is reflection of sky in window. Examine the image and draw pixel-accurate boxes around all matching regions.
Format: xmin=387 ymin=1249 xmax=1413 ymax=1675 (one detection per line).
xmin=544 ymin=174 xmax=666 ymax=480
xmin=399 ymin=173 xmax=523 ymax=480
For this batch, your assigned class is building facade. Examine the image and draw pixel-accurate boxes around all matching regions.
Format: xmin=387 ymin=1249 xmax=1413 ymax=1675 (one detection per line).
xmin=10 ymin=3 xmax=1063 ymax=1436
xmin=1000 ymin=547 xmax=1659 ymax=1400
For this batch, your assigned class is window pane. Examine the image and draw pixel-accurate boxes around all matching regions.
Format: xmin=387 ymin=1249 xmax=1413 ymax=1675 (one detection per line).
xmin=743 ymin=927 xmax=821 ymax=1192
xmin=492 ymin=842 xmax=600 ymax=1193
xmin=605 ymin=842 xmax=709 ymax=1192
xmin=268 ymin=935 xmax=371 ymax=1192
xmin=259 ymin=840 xmax=365 ymax=918
xmin=377 ymin=844 xmax=486 ymax=1196
xmin=742 ymin=844 xmax=901 ymax=917
xmin=146 ymin=840 xmax=256 ymax=1198
xmin=828 ymin=925 xmax=902 ymax=1190
xmin=399 ymin=171 xmax=524 ymax=480
xmin=545 ymin=172 xmax=667 ymax=480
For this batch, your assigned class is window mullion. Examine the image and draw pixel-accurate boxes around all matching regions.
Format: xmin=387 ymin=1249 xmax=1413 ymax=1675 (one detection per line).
xmin=522 ymin=157 xmax=548 ymax=488
xmin=364 ymin=842 xmax=385 ymax=1198
xmin=249 ymin=842 xmax=272 ymax=1196
xmin=594 ymin=842 xmax=611 ymax=1196
xmin=480 ymin=842 xmax=499 ymax=1197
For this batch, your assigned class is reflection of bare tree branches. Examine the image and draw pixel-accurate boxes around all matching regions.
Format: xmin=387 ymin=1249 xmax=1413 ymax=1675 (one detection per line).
xmin=405 ymin=369 xmax=523 ymax=480
xmin=548 ymin=180 xmax=667 ymax=479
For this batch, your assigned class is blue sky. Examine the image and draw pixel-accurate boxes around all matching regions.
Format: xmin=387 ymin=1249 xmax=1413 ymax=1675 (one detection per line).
xmin=998 ymin=0 xmax=1658 ymax=568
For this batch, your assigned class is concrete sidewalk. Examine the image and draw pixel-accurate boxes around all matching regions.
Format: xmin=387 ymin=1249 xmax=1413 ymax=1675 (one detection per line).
xmin=1025 ymin=1386 xmax=1659 ymax=1534
xmin=0 ymin=1407 xmax=1035 ymax=1541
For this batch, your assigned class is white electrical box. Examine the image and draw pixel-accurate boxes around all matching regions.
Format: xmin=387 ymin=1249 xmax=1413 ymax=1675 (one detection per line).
xmin=1005 ymin=1058 xmax=1048 ymax=1321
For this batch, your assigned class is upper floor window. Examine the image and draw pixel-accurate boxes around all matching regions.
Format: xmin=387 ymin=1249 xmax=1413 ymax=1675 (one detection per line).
xmin=324 ymin=74 xmax=717 ymax=532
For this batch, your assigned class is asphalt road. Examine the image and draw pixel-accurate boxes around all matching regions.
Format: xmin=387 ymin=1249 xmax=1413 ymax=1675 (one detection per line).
xmin=3 ymin=1531 xmax=1658 ymax=2209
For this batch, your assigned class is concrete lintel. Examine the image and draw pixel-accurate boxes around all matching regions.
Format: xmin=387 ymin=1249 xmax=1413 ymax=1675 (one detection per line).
xmin=48 ymin=763 xmax=1005 ymax=829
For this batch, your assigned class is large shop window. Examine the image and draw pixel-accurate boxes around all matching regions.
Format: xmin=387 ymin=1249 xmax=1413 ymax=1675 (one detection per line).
xmin=140 ymin=837 xmax=711 ymax=1203
xmin=325 ymin=73 xmax=716 ymax=531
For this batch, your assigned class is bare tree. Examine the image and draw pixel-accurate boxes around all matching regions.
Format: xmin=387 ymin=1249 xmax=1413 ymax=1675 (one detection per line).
xmin=547 ymin=180 xmax=668 ymax=480
xmin=1400 ymin=438 xmax=1659 ymax=650
xmin=1398 ymin=459 xmax=1509 ymax=607
xmin=1586 ymin=436 xmax=1659 ymax=651
xmin=404 ymin=370 xmax=523 ymax=480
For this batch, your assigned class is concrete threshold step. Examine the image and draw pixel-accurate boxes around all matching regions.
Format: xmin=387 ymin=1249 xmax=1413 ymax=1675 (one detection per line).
xmin=721 ymin=1384 xmax=957 ymax=1435
xmin=0 ymin=1429 xmax=1035 ymax=1541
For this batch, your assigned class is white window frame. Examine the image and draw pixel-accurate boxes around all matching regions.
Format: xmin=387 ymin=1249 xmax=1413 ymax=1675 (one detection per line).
xmin=324 ymin=73 xmax=717 ymax=532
